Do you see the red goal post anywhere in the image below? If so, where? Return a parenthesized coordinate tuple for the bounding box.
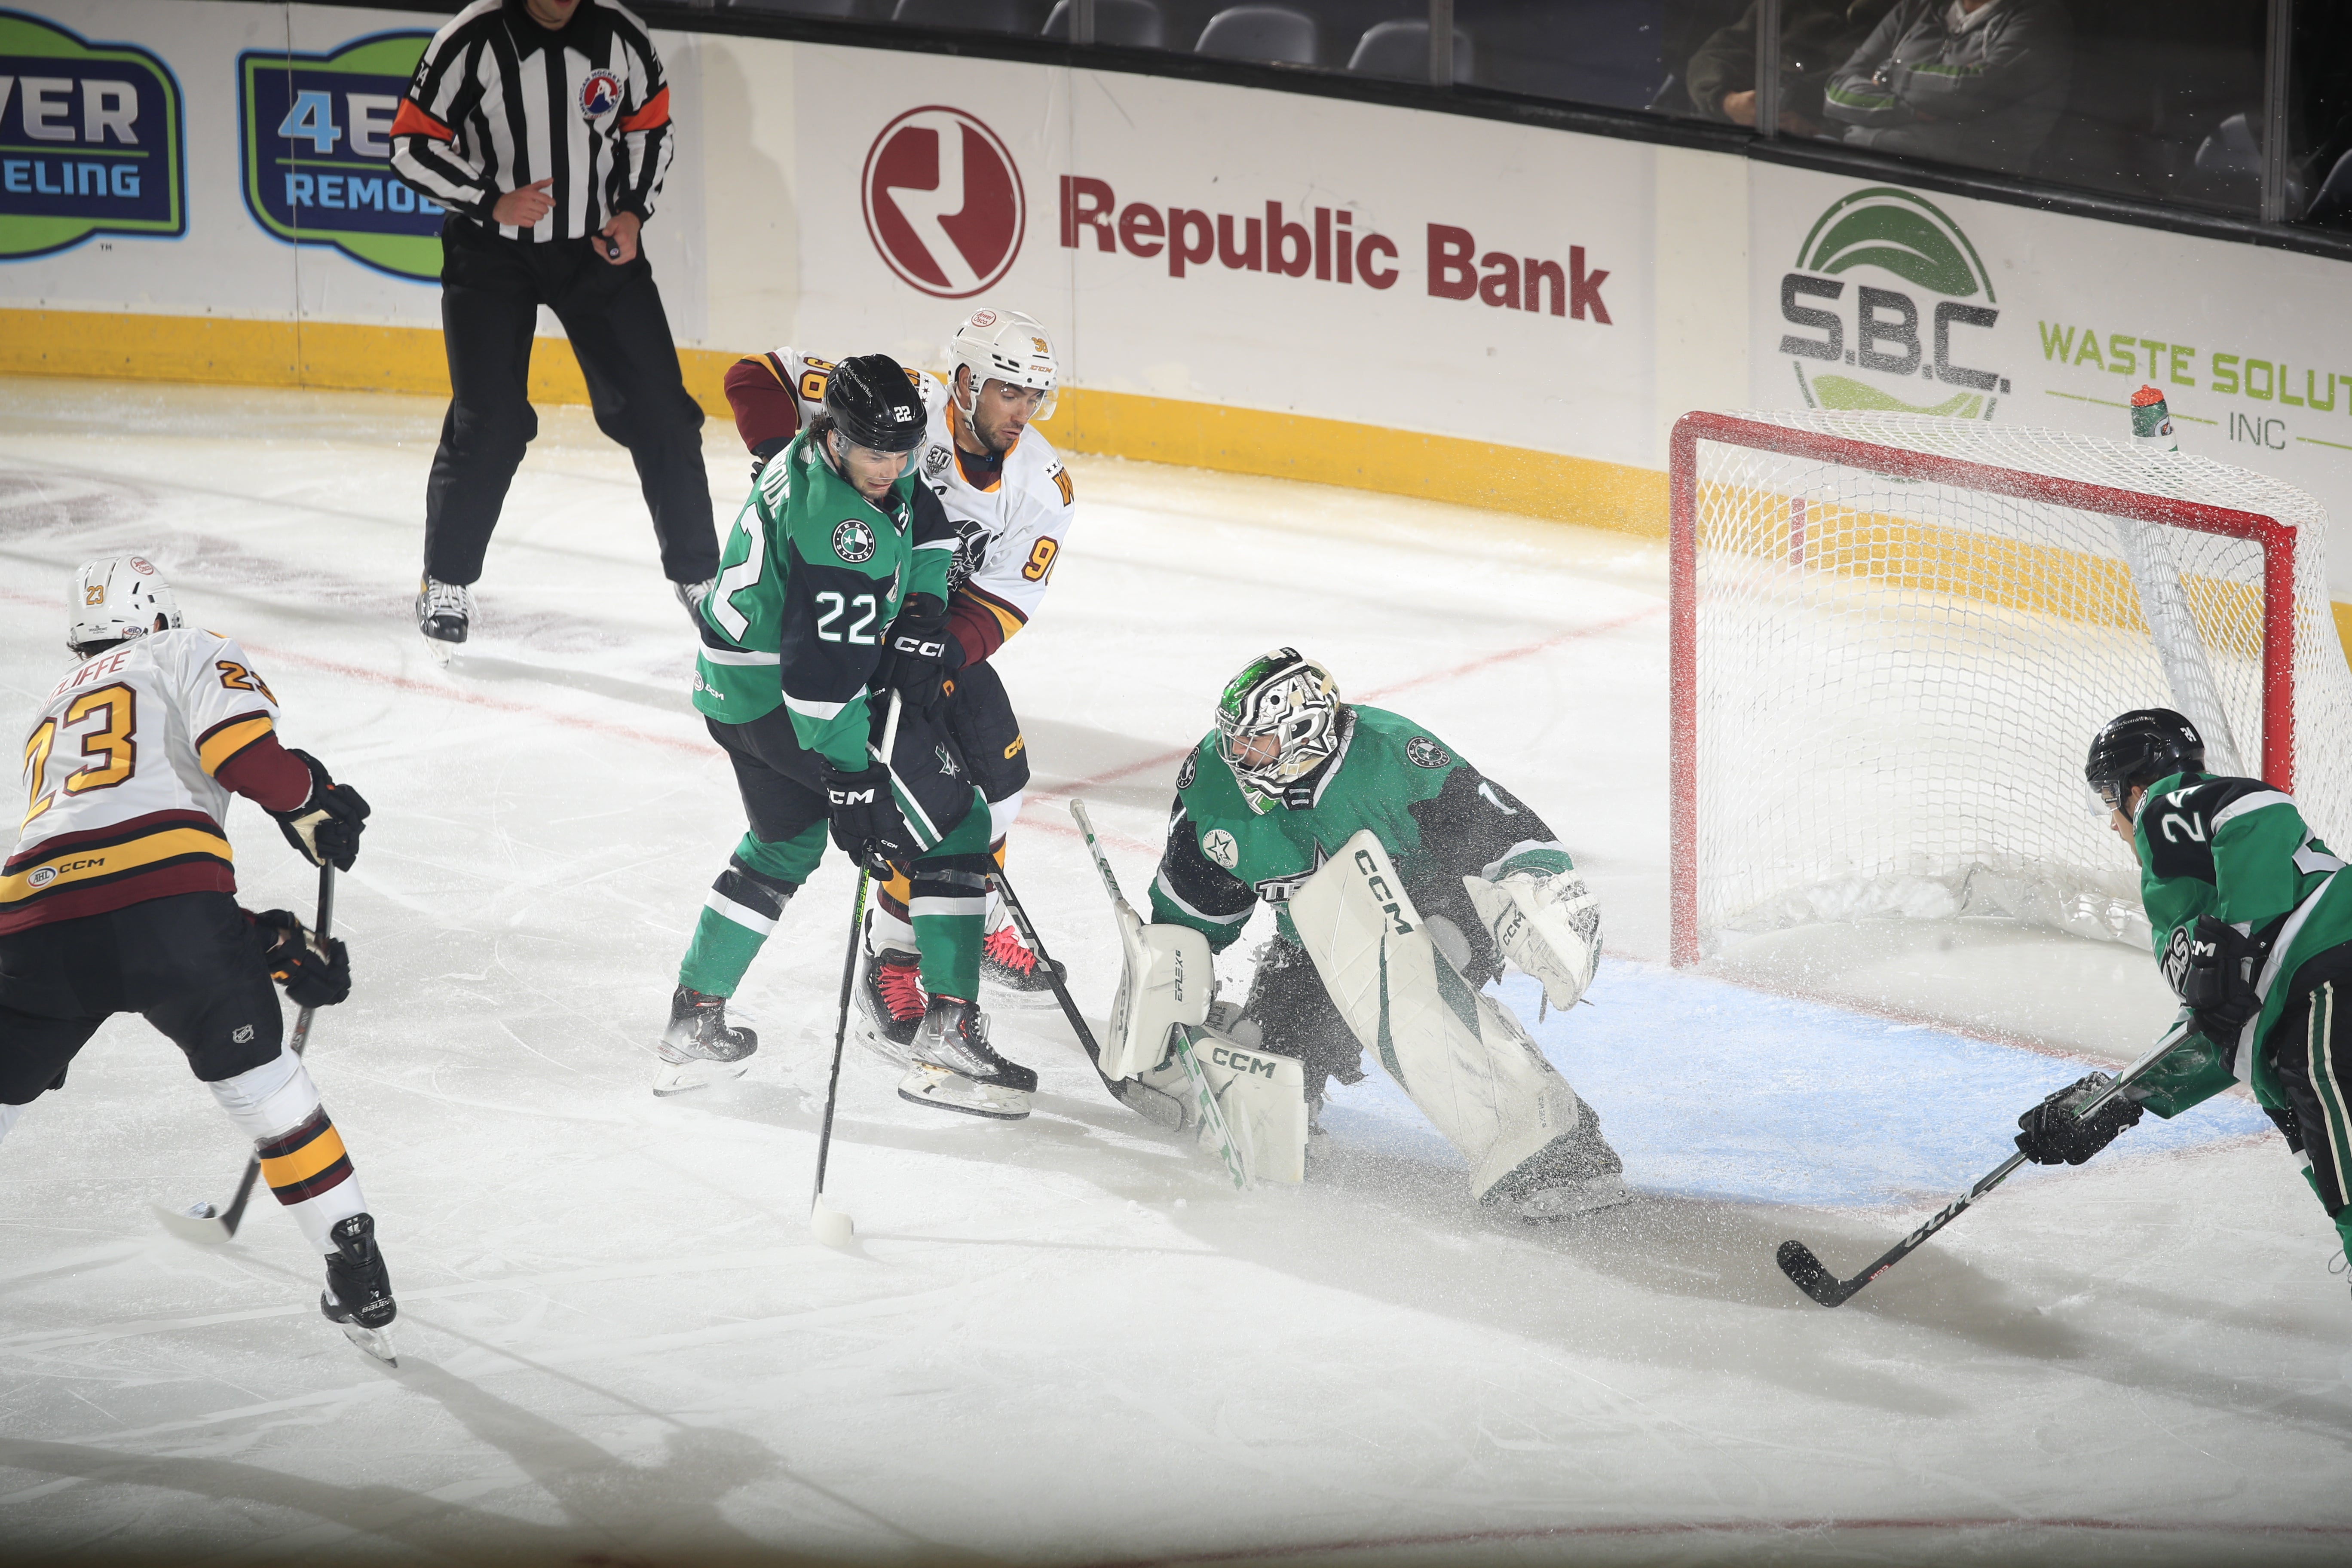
(1669, 410, 2311, 969)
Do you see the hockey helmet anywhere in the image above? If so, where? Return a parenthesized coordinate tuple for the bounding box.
(1215, 648, 1345, 799)
(947, 307, 1058, 420)
(822, 353, 928, 455)
(2085, 707, 2205, 812)
(68, 554, 181, 657)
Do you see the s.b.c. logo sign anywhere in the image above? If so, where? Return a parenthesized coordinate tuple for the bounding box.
(862, 106, 1024, 299)
(0, 9, 184, 260)
(239, 31, 444, 282)
(1779, 187, 2007, 422)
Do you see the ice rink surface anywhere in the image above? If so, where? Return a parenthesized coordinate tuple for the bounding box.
(2, 380, 2349, 1566)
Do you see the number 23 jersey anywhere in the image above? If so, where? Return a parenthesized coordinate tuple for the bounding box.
(6, 629, 282, 934)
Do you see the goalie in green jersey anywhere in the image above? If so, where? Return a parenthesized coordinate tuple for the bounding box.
(2023, 707, 2352, 1291)
(1101, 649, 1629, 1219)
(655, 355, 1033, 1121)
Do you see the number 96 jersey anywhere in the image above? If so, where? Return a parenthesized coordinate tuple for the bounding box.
(5, 629, 281, 934)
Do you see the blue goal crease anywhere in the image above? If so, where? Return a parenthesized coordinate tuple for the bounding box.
(1313, 959, 2271, 1209)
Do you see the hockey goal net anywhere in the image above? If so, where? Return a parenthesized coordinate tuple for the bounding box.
(1671, 409, 2352, 966)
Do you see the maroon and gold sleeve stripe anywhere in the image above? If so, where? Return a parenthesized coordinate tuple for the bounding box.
(196, 710, 276, 776)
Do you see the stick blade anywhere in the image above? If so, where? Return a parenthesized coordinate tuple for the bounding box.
(1776, 1239, 1853, 1308)
(152, 1202, 236, 1246)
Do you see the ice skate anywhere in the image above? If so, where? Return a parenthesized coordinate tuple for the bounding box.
(855, 940, 926, 1066)
(897, 996, 1035, 1120)
(654, 985, 757, 1095)
(978, 917, 1065, 1004)
(415, 576, 471, 662)
(321, 1213, 398, 1365)
(1516, 1173, 1633, 1221)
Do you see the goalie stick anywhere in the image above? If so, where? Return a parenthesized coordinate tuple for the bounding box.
(1776, 1020, 2191, 1308)
(155, 862, 336, 1246)
(1070, 800, 1247, 1185)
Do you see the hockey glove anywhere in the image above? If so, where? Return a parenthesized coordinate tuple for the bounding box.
(2166, 914, 2269, 1042)
(878, 593, 955, 717)
(821, 761, 907, 859)
(1462, 851, 1602, 1011)
(251, 908, 352, 1008)
(749, 435, 790, 481)
(270, 750, 371, 871)
(2014, 1072, 2144, 1166)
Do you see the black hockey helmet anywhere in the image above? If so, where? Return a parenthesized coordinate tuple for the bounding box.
(821, 353, 926, 454)
(2085, 708, 2205, 811)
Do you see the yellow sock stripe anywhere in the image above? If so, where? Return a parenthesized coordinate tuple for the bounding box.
(261, 1119, 349, 1191)
(2313, 983, 2352, 1207)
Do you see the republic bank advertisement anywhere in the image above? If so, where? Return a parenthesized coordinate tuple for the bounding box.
(3, 0, 2350, 593)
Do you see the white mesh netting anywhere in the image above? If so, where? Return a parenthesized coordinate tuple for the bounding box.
(1678, 410, 2352, 958)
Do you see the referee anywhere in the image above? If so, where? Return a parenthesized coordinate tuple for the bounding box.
(389, 0, 717, 646)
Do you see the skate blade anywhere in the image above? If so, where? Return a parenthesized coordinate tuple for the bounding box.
(897, 1063, 1030, 1121)
(652, 1056, 750, 1096)
(338, 1319, 399, 1366)
(1516, 1176, 1634, 1222)
(151, 1201, 235, 1246)
(852, 1021, 915, 1070)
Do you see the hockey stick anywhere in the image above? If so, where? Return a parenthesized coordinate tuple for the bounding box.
(1776, 1019, 2192, 1308)
(808, 692, 904, 1249)
(1070, 800, 1246, 1177)
(156, 861, 336, 1246)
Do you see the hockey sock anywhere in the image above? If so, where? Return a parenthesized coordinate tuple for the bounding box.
(679, 838, 811, 997)
(206, 1048, 366, 1253)
(869, 894, 918, 956)
(910, 802, 995, 1001)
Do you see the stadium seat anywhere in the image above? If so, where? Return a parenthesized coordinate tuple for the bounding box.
(1041, 0, 1169, 47)
(1196, 5, 1317, 65)
(893, 0, 1043, 31)
(1347, 19, 1474, 83)
(724, 0, 862, 15)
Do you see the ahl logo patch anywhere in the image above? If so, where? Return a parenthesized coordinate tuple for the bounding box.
(28, 866, 58, 889)
(1202, 828, 1239, 870)
(578, 70, 622, 120)
(1405, 736, 1450, 769)
(832, 519, 877, 563)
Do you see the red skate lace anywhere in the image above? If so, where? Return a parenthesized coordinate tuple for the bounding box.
(878, 959, 927, 1022)
(982, 923, 1037, 976)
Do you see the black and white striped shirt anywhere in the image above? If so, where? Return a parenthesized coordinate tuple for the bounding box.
(389, 0, 673, 242)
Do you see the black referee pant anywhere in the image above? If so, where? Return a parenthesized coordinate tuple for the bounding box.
(423, 216, 718, 588)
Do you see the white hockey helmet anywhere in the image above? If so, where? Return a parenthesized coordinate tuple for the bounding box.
(69, 554, 181, 656)
(1215, 647, 1346, 799)
(947, 307, 1058, 419)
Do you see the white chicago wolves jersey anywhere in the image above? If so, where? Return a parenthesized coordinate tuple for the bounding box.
(4, 628, 282, 933)
(756, 346, 1077, 658)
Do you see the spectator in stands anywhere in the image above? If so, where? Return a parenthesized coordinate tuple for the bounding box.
(1822, 0, 2074, 169)
(1688, 0, 1896, 138)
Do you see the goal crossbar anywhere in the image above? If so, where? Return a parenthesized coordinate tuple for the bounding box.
(1668, 411, 2299, 968)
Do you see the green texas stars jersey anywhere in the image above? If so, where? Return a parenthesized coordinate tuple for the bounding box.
(693, 429, 956, 768)
(1148, 704, 1573, 978)
(2131, 771, 2352, 1112)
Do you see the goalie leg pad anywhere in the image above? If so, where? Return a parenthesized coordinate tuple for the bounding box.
(1289, 832, 1598, 1203)
(1136, 1025, 1308, 1185)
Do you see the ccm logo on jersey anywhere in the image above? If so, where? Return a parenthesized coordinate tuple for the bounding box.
(1354, 848, 1414, 935)
(1210, 1045, 1279, 1078)
(28, 856, 104, 888)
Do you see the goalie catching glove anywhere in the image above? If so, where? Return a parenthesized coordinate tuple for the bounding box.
(249, 908, 351, 1008)
(1462, 847, 1602, 1011)
(270, 750, 371, 871)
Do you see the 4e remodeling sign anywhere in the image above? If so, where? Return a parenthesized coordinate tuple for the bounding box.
(0, 9, 183, 260)
(239, 32, 443, 282)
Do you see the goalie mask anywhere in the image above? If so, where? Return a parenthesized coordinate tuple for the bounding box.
(947, 307, 1058, 420)
(1215, 648, 1344, 798)
(2086, 707, 2205, 813)
(68, 554, 181, 657)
